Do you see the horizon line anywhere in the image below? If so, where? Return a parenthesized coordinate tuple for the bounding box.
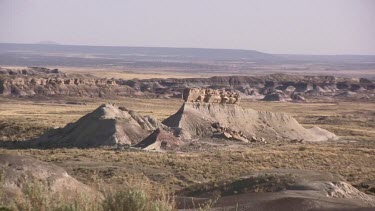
(1, 42, 375, 57)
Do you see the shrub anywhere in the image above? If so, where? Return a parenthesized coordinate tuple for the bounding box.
(298, 146, 307, 151)
(102, 187, 175, 211)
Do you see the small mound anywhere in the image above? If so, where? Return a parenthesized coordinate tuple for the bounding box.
(36, 104, 163, 148)
(0, 154, 99, 206)
(163, 102, 337, 142)
(135, 128, 183, 151)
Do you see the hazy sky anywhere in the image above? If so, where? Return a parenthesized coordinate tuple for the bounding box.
(1, 0, 375, 54)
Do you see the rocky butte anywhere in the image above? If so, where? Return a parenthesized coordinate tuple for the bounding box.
(163, 88, 337, 143)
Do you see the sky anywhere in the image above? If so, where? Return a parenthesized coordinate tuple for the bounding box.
(1, 0, 375, 55)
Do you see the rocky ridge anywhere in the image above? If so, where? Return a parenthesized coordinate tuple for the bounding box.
(1, 67, 374, 101)
(131, 74, 375, 101)
(0, 67, 138, 97)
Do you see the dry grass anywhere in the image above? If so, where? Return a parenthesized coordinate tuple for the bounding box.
(58, 66, 213, 80)
(0, 97, 182, 141)
(1, 97, 373, 141)
(1, 141, 374, 193)
(0, 179, 175, 211)
(0, 96, 374, 198)
(241, 101, 375, 141)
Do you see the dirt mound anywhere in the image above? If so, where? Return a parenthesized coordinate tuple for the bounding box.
(178, 169, 375, 210)
(135, 128, 183, 151)
(36, 104, 163, 148)
(163, 102, 337, 142)
(0, 154, 99, 206)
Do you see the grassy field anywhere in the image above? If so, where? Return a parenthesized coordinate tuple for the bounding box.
(0, 96, 374, 195)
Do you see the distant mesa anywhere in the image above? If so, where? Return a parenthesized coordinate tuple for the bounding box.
(36, 41, 60, 45)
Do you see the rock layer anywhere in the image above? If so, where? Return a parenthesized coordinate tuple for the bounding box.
(183, 88, 240, 104)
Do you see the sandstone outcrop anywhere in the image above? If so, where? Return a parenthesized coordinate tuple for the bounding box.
(183, 88, 240, 104)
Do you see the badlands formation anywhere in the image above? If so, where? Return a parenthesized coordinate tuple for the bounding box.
(0, 67, 137, 97)
(28, 88, 337, 149)
(0, 67, 374, 102)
